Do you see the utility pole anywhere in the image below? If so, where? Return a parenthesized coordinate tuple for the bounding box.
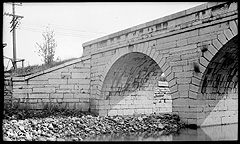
(12, 2, 17, 70)
(4, 2, 23, 71)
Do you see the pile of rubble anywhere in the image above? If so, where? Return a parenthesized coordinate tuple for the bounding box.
(3, 110, 185, 141)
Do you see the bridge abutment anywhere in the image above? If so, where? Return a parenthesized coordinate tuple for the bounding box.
(10, 2, 238, 127)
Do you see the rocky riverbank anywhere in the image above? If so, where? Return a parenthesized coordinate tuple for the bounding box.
(3, 109, 186, 141)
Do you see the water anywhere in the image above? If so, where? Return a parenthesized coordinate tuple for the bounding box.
(84, 123, 238, 141)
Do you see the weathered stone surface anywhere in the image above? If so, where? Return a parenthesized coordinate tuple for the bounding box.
(49, 79, 67, 85)
(33, 87, 55, 93)
(10, 2, 238, 127)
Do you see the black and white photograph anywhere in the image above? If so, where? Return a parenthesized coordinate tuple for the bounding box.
(3, 2, 238, 141)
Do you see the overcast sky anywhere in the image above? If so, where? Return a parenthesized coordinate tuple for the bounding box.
(3, 2, 205, 69)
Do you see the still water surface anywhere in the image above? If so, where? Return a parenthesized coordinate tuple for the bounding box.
(85, 123, 237, 141)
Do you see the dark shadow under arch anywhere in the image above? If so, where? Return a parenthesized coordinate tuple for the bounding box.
(99, 52, 171, 116)
(198, 35, 238, 126)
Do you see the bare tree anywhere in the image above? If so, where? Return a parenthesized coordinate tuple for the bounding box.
(36, 27, 57, 65)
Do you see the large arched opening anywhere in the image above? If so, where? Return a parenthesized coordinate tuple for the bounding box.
(99, 52, 171, 116)
(198, 35, 238, 126)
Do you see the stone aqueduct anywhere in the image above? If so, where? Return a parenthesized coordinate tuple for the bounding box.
(12, 2, 238, 127)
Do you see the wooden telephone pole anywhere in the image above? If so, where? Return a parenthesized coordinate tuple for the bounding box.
(12, 2, 17, 70)
(4, 2, 23, 71)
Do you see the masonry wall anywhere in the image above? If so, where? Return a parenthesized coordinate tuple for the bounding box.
(4, 75, 13, 104)
(12, 57, 91, 111)
(98, 52, 172, 116)
(82, 2, 238, 126)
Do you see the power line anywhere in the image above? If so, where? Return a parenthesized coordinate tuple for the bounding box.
(20, 19, 109, 34)
(17, 23, 108, 39)
(4, 4, 111, 39)
(18, 26, 103, 38)
(17, 19, 109, 35)
(4, 12, 109, 37)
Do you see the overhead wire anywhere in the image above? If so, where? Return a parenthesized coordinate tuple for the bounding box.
(16, 20, 109, 39)
(4, 3, 106, 68)
(3, 3, 111, 39)
(17, 26, 104, 38)
(19, 24, 92, 35)
(19, 20, 109, 36)
(4, 14, 109, 38)
(20, 19, 108, 34)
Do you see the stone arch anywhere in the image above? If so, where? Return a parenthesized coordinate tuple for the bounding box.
(198, 23, 238, 75)
(101, 45, 170, 82)
(100, 44, 172, 93)
(199, 35, 238, 95)
(197, 26, 238, 126)
(98, 44, 173, 116)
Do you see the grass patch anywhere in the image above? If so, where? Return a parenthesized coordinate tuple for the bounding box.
(15, 57, 78, 77)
